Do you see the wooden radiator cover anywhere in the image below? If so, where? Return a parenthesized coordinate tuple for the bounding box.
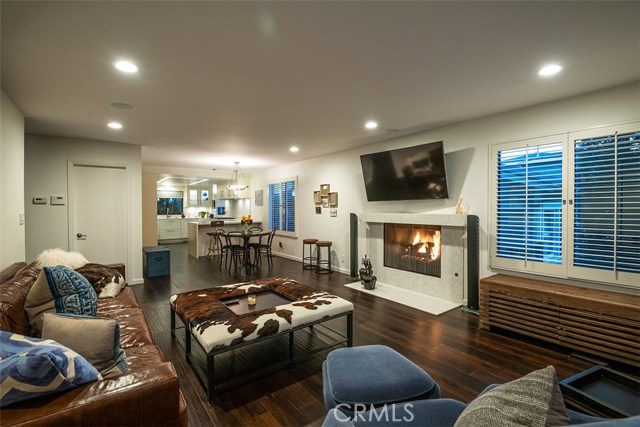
(480, 274, 640, 367)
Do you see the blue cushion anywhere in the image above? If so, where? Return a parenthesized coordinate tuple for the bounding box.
(25, 265, 98, 335)
(0, 331, 100, 407)
(44, 265, 98, 315)
(324, 345, 439, 406)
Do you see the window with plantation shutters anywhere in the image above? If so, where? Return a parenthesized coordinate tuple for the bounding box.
(569, 128, 640, 283)
(491, 136, 566, 276)
(268, 177, 297, 236)
(491, 122, 639, 288)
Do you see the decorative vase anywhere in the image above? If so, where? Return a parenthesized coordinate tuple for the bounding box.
(243, 222, 249, 233)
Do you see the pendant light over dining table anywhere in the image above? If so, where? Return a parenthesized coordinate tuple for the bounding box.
(226, 161, 249, 191)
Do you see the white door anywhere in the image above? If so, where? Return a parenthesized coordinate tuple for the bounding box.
(69, 163, 128, 265)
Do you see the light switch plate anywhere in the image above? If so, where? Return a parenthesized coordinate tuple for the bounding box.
(50, 196, 66, 205)
(32, 196, 47, 204)
(19, 213, 25, 225)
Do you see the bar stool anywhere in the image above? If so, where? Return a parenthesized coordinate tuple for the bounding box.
(206, 220, 225, 257)
(315, 240, 333, 274)
(302, 238, 318, 270)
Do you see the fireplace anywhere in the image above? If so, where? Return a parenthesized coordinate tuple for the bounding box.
(384, 223, 441, 277)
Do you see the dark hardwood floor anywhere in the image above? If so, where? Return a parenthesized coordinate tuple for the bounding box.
(133, 243, 596, 427)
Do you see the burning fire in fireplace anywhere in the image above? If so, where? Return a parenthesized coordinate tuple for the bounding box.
(384, 223, 442, 277)
(411, 229, 441, 260)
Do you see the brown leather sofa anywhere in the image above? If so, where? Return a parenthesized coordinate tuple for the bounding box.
(0, 262, 188, 427)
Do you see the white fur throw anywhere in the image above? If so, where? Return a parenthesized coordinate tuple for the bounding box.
(35, 248, 89, 270)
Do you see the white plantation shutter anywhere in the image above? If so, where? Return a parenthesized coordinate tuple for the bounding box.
(268, 177, 297, 236)
(491, 123, 639, 288)
(571, 129, 640, 280)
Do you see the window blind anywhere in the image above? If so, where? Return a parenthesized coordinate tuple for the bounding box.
(268, 182, 280, 231)
(573, 131, 640, 274)
(268, 178, 296, 234)
(496, 142, 563, 264)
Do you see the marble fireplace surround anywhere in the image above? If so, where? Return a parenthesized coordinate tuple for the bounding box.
(358, 213, 469, 305)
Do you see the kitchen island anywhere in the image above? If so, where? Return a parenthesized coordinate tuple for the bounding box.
(187, 220, 263, 258)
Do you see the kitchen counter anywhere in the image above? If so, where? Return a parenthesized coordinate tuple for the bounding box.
(187, 220, 263, 258)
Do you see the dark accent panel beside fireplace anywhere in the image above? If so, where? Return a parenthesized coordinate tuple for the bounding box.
(384, 223, 442, 278)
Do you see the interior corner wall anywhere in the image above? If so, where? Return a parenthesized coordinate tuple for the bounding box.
(142, 172, 158, 247)
(24, 135, 144, 283)
(0, 90, 26, 270)
(256, 82, 640, 282)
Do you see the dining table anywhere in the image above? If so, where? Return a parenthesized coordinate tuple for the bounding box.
(222, 229, 274, 269)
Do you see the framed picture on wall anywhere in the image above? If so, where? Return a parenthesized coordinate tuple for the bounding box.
(320, 184, 330, 197)
(313, 191, 322, 205)
(315, 206, 322, 214)
(255, 189, 263, 206)
(328, 192, 338, 207)
(322, 198, 329, 208)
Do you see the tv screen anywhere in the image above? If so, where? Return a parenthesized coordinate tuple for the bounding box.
(360, 141, 449, 201)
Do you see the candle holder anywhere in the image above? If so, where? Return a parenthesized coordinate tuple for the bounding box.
(247, 294, 257, 306)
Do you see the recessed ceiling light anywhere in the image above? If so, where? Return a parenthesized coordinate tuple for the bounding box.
(107, 121, 123, 129)
(114, 60, 139, 73)
(537, 64, 563, 77)
(111, 102, 133, 110)
(365, 121, 378, 129)
(289, 146, 299, 153)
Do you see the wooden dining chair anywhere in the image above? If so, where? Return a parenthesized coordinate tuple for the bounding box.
(254, 229, 276, 268)
(247, 226, 263, 265)
(213, 229, 229, 270)
(225, 231, 247, 271)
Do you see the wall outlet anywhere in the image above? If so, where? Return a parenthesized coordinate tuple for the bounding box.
(341, 255, 345, 263)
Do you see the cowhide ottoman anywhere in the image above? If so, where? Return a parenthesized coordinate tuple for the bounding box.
(170, 277, 353, 400)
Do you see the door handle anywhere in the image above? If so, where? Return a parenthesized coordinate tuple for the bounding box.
(76, 233, 87, 240)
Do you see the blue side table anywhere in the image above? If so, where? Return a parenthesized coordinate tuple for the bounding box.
(143, 246, 170, 277)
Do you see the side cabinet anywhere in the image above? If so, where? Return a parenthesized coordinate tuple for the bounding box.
(480, 274, 640, 367)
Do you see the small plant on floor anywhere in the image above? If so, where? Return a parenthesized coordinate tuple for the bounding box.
(359, 255, 377, 290)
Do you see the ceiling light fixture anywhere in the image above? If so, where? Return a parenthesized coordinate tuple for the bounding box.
(107, 121, 123, 129)
(111, 102, 133, 110)
(289, 146, 299, 153)
(537, 64, 563, 77)
(190, 178, 209, 186)
(365, 121, 378, 129)
(114, 60, 139, 73)
(226, 161, 249, 191)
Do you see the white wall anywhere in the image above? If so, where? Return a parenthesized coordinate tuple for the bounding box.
(255, 82, 640, 283)
(0, 90, 26, 270)
(24, 135, 144, 283)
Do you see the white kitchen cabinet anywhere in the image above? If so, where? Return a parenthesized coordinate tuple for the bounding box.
(158, 219, 181, 240)
(180, 219, 189, 238)
(187, 188, 212, 207)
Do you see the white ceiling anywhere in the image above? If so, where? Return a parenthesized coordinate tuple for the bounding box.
(2, 1, 638, 174)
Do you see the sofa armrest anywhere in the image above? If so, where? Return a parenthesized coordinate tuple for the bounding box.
(2, 363, 182, 427)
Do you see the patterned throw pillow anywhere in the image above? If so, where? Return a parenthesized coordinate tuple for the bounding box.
(42, 313, 128, 379)
(24, 266, 98, 335)
(454, 366, 569, 427)
(0, 331, 100, 407)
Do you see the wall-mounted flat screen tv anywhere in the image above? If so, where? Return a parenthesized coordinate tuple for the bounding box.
(360, 141, 449, 201)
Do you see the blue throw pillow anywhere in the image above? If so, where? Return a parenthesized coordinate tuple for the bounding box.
(0, 331, 100, 407)
(25, 265, 98, 335)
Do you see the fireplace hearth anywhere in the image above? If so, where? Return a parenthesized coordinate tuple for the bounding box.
(384, 223, 441, 277)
